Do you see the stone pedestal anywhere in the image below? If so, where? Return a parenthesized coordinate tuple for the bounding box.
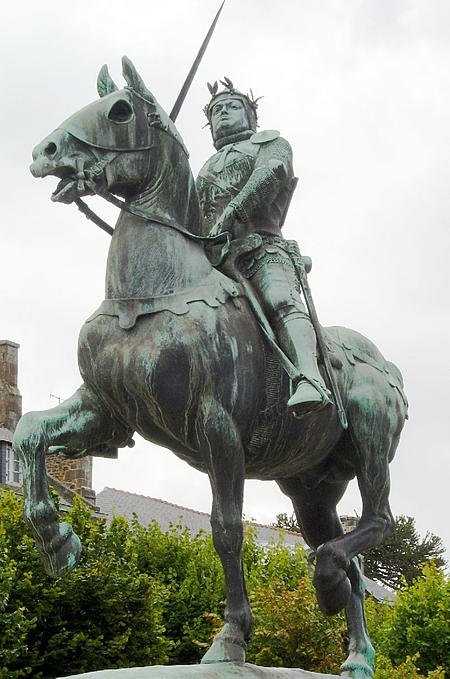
(59, 662, 341, 679)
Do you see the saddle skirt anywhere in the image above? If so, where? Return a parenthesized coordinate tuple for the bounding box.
(85, 268, 242, 330)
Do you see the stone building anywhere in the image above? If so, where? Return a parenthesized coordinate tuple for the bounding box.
(97, 486, 307, 549)
(0, 339, 96, 507)
(0, 340, 22, 485)
(341, 514, 359, 534)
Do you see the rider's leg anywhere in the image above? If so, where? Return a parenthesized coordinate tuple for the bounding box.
(273, 306, 331, 413)
(250, 257, 330, 415)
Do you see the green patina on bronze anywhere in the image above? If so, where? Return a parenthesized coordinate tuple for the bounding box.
(14, 57, 408, 679)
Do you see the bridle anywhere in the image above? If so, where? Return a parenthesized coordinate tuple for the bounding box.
(63, 82, 225, 247)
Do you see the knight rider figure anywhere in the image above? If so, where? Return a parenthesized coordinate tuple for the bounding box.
(196, 79, 331, 416)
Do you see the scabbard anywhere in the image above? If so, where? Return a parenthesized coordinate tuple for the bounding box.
(286, 240, 348, 430)
(232, 270, 300, 383)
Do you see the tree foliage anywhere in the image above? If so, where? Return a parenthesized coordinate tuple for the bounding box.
(0, 490, 346, 677)
(248, 579, 346, 673)
(373, 653, 445, 679)
(274, 512, 302, 533)
(0, 490, 171, 678)
(363, 516, 446, 589)
(366, 562, 449, 677)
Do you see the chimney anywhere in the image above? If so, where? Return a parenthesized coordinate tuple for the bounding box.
(0, 340, 22, 430)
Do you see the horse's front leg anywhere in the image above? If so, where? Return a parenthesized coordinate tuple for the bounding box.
(196, 403, 251, 664)
(13, 384, 131, 577)
(340, 557, 375, 679)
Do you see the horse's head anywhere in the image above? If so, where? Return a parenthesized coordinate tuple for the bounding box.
(30, 57, 191, 210)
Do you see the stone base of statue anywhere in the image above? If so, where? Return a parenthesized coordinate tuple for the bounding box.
(59, 663, 342, 678)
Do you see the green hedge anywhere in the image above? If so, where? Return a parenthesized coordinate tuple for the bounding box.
(0, 489, 446, 678)
(366, 562, 449, 677)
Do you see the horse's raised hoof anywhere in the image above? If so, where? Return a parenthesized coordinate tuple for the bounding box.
(314, 544, 352, 615)
(39, 522, 82, 578)
(201, 623, 246, 664)
(315, 571, 352, 615)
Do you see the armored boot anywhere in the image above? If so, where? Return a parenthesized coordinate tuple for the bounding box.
(274, 310, 332, 416)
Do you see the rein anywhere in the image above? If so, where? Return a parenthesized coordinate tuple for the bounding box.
(74, 186, 230, 249)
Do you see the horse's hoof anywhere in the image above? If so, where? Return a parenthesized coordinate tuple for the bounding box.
(314, 544, 352, 614)
(41, 522, 82, 577)
(340, 659, 374, 678)
(340, 668, 373, 679)
(201, 623, 246, 664)
(316, 571, 352, 615)
(340, 647, 375, 678)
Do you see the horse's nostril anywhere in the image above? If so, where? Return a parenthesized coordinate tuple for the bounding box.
(45, 142, 57, 157)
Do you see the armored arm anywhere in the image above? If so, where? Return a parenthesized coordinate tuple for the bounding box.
(228, 136, 293, 224)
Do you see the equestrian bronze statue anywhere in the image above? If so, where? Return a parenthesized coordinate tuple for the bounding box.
(14, 58, 408, 678)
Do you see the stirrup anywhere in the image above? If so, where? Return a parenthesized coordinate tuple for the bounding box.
(288, 375, 332, 418)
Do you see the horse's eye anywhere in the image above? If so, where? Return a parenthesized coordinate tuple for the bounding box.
(108, 100, 133, 123)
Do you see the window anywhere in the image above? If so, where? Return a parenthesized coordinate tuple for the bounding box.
(1, 440, 22, 485)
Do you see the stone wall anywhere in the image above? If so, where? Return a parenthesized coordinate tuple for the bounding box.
(46, 454, 95, 502)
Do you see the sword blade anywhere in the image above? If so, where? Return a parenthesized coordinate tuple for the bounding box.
(169, 1, 225, 122)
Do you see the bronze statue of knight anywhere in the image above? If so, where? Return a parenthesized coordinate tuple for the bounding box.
(196, 79, 331, 416)
(18, 58, 409, 679)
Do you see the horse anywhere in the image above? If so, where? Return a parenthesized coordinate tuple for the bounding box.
(14, 57, 408, 678)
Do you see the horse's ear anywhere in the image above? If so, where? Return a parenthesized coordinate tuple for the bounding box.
(122, 56, 155, 101)
(97, 64, 118, 97)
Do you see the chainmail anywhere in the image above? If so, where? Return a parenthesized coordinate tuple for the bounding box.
(196, 135, 293, 235)
(228, 137, 292, 222)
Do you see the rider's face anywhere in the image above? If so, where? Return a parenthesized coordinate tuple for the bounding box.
(210, 98, 249, 140)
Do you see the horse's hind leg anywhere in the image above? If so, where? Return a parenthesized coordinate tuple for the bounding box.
(13, 384, 131, 577)
(277, 477, 375, 679)
(312, 383, 402, 614)
(283, 383, 404, 676)
(196, 402, 251, 664)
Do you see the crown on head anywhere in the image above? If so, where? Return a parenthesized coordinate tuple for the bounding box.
(204, 77, 261, 129)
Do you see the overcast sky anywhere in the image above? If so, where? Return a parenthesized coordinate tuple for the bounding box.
(1, 0, 449, 560)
